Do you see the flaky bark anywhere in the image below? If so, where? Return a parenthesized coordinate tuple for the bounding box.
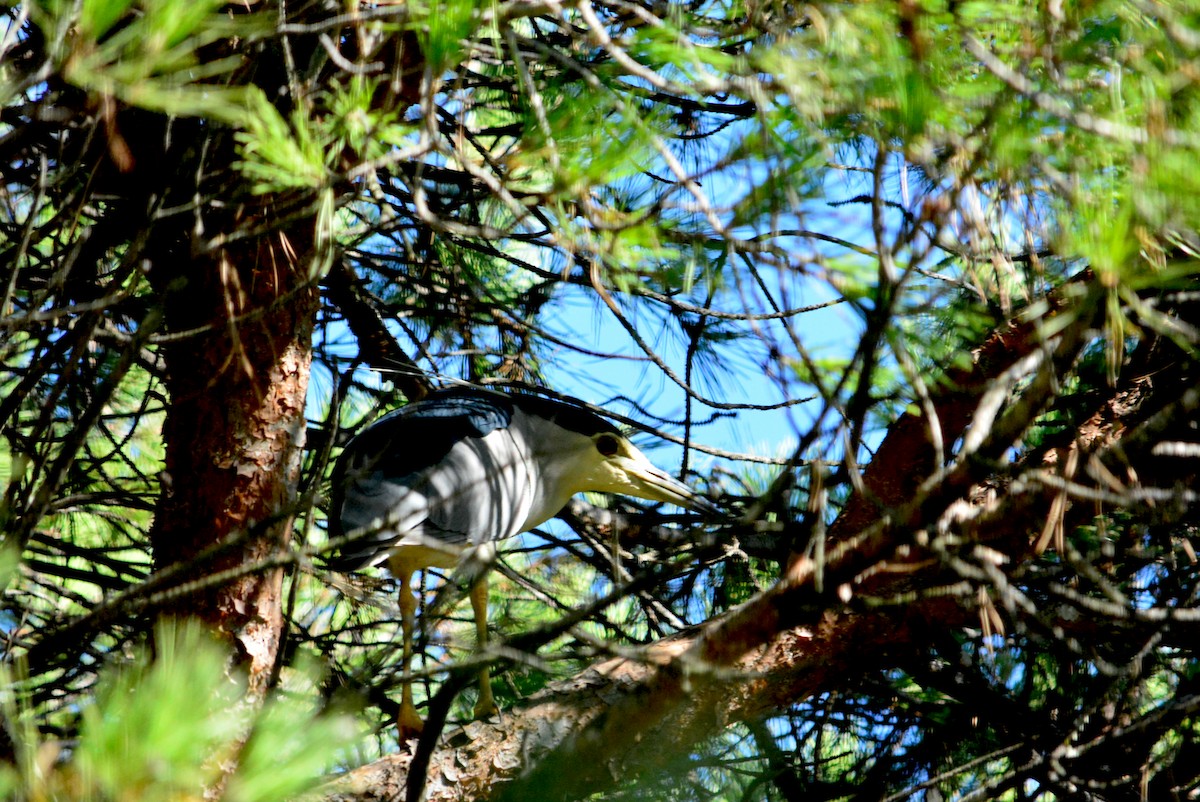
(149, 210, 319, 691)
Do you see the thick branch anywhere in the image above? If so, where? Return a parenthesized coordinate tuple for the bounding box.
(324, 259, 431, 401)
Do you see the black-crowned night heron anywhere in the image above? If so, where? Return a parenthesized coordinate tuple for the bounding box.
(329, 387, 718, 736)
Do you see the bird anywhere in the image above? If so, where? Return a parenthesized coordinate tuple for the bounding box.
(327, 386, 719, 737)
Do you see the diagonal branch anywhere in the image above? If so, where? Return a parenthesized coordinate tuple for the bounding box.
(322, 274, 1200, 802)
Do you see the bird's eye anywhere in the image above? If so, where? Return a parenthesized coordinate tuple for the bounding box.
(596, 434, 619, 456)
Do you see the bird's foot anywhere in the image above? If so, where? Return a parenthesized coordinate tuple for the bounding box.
(473, 693, 499, 721)
(396, 702, 425, 742)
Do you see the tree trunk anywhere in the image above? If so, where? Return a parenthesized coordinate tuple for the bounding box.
(149, 208, 319, 692)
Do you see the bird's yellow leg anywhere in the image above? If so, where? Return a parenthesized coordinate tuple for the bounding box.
(470, 576, 498, 719)
(397, 571, 425, 738)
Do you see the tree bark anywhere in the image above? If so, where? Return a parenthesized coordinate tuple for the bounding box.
(149, 208, 319, 692)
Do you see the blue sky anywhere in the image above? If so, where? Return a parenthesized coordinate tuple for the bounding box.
(306, 141, 924, 505)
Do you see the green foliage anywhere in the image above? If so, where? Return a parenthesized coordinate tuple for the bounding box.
(0, 622, 361, 802)
(9, 0, 1200, 799)
(237, 101, 336, 194)
(224, 663, 363, 802)
(74, 625, 247, 797)
(30, 0, 268, 125)
(420, 0, 481, 71)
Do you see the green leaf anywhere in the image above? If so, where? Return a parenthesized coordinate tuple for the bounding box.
(76, 623, 244, 796)
(35, 0, 268, 125)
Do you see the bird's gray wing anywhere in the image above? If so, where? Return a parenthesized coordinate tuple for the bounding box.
(327, 390, 516, 570)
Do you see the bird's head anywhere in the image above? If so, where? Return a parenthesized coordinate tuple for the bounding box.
(572, 430, 721, 516)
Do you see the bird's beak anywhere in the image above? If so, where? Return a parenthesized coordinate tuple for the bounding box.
(621, 455, 723, 517)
